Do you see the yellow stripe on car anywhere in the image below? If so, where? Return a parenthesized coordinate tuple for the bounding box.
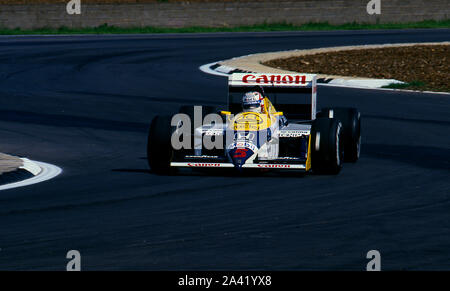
(305, 134, 312, 171)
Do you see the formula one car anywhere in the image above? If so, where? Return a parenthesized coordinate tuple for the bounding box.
(147, 73, 361, 174)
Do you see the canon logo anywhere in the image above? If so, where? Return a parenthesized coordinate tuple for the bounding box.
(242, 74, 306, 84)
(257, 164, 291, 168)
(187, 163, 221, 167)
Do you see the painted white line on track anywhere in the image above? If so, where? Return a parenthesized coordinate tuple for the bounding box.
(199, 62, 229, 77)
(0, 160, 62, 191)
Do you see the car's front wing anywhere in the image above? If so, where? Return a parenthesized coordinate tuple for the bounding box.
(170, 162, 306, 170)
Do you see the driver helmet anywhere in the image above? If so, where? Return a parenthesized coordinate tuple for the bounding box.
(242, 91, 265, 113)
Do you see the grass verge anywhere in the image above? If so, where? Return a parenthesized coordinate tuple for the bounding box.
(382, 81, 427, 90)
(0, 20, 449, 35)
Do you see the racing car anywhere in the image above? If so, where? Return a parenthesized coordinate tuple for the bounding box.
(147, 73, 361, 174)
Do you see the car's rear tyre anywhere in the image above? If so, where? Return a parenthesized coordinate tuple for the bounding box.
(310, 117, 344, 174)
(147, 115, 176, 174)
(317, 107, 361, 162)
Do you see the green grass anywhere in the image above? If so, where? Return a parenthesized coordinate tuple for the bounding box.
(382, 81, 449, 92)
(382, 81, 427, 90)
(0, 19, 449, 35)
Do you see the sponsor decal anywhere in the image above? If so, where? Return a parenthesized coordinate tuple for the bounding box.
(227, 142, 258, 152)
(203, 129, 224, 136)
(234, 123, 260, 131)
(280, 130, 310, 137)
(276, 157, 301, 160)
(234, 132, 256, 141)
(257, 164, 291, 168)
(187, 163, 221, 167)
(185, 155, 220, 159)
(235, 113, 264, 125)
(242, 74, 307, 85)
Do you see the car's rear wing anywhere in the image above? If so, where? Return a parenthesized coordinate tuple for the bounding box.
(228, 73, 317, 120)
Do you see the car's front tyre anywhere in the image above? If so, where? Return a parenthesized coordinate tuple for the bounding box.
(318, 107, 361, 162)
(310, 117, 344, 175)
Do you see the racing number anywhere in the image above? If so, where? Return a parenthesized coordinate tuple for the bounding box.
(233, 148, 248, 158)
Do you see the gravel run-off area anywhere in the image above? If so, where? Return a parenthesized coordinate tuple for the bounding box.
(263, 45, 449, 92)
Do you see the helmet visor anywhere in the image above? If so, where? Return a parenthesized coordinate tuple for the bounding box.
(243, 102, 260, 110)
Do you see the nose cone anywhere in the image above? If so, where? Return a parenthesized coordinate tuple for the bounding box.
(227, 148, 255, 168)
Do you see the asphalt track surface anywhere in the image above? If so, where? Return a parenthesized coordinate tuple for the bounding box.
(0, 29, 449, 270)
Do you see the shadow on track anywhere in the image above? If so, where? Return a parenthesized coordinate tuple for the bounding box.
(0, 109, 149, 133)
(365, 114, 450, 126)
(112, 167, 309, 178)
(363, 144, 450, 171)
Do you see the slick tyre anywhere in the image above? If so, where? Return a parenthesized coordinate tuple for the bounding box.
(318, 107, 361, 162)
(310, 117, 344, 175)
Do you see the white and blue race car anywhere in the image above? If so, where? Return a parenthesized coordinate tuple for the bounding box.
(147, 73, 361, 174)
